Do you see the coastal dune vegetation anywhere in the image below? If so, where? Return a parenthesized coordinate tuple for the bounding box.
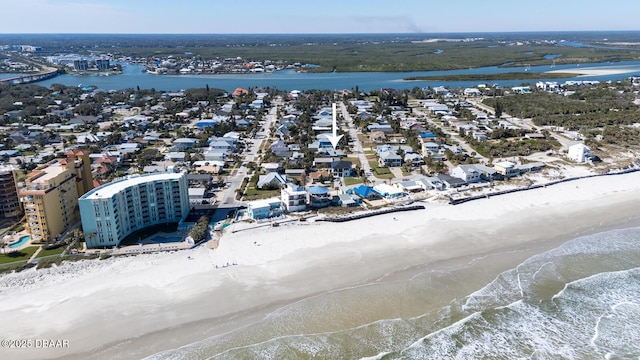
(482, 84, 640, 148)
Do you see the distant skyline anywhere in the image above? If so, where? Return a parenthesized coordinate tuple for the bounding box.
(2, 0, 640, 34)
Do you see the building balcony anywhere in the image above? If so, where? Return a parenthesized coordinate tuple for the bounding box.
(4, 209, 22, 217)
(24, 184, 53, 191)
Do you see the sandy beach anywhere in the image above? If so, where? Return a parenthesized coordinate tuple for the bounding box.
(1, 171, 640, 360)
(547, 64, 640, 76)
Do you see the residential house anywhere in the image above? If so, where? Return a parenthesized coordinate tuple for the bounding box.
(257, 172, 287, 189)
(568, 143, 590, 163)
(330, 160, 353, 178)
(463, 88, 482, 97)
(376, 144, 412, 156)
(404, 152, 424, 167)
(373, 183, 407, 200)
(450, 164, 482, 184)
(309, 134, 335, 153)
(493, 161, 519, 177)
(284, 169, 306, 178)
(308, 170, 332, 183)
(196, 119, 221, 129)
(511, 86, 531, 94)
(352, 185, 382, 201)
(261, 162, 282, 173)
(349, 100, 374, 112)
(270, 140, 289, 153)
(422, 102, 449, 114)
(472, 131, 489, 142)
(515, 162, 545, 174)
(203, 149, 230, 162)
(208, 138, 236, 152)
(312, 117, 333, 132)
(172, 138, 198, 151)
(306, 185, 331, 208)
(281, 184, 307, 212)
(436, 174, 466, 188)
(235, 118, 252, 128)
(379, 151, 402, 167)
(337, 193, 361, 207)
(421, 141, 441, 155)
(369, 131, 386, 143)
(473, 164, 501, 180)
(112, 144, 137, 157)
(421, 176, 445, 191)
(143, 165, 168, 173)
(393, 179, 428, 193)
(246, 198, 283, 220)
(367, 123, 394, 133)
(166, 152, 186, 162)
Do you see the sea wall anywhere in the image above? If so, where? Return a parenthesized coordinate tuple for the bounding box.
(449, 167, 640, 205)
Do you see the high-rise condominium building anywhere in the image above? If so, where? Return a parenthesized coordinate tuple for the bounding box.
(19, 150, 93, 243)
(79, 172, 190, 248)
(0, 165, 22, 219)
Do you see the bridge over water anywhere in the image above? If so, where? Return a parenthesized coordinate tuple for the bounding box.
(0, 69, 59, 85)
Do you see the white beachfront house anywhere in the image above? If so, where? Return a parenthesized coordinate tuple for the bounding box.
(246, 198, 283, 220)
(373, 183, 407, 200)
(281, 184, 307, 212)
(567, 143, 591, 163)
(450, 164, 482, 183)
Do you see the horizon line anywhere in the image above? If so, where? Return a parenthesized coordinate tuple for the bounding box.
(1, 30, 640, 36)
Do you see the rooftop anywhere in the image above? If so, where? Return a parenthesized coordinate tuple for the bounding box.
(29, 162, 67, 184)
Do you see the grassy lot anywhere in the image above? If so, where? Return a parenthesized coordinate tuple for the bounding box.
(344, 157, 362, 168)
(357, 134, 375, 150)
(0, 246, 39, 264)
(368, 161, 395, 180)
(344, 177, 365, 186)
(373, 167, 395, 179)
(244, 188, 281, 201)
(35, 246, 66, 258)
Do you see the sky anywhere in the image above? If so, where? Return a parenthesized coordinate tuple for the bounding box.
(1, 0, 639, 34)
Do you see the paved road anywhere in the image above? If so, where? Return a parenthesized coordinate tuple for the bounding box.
(339, 102, 380, 184)
(217, 97, 282, 207)
(411, 105, 488, 163)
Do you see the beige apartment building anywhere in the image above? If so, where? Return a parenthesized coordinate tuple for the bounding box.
(19, 150, 93, 243)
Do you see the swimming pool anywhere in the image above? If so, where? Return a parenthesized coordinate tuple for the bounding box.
(139, 235, 183, 245)
(8, 235, 31, 249)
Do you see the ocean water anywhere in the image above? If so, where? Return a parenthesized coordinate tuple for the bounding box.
(147, 227, 640, 360)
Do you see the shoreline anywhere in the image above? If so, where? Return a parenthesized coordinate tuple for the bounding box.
(1, 171, 640, 359)
(547, 66, 639, 76)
